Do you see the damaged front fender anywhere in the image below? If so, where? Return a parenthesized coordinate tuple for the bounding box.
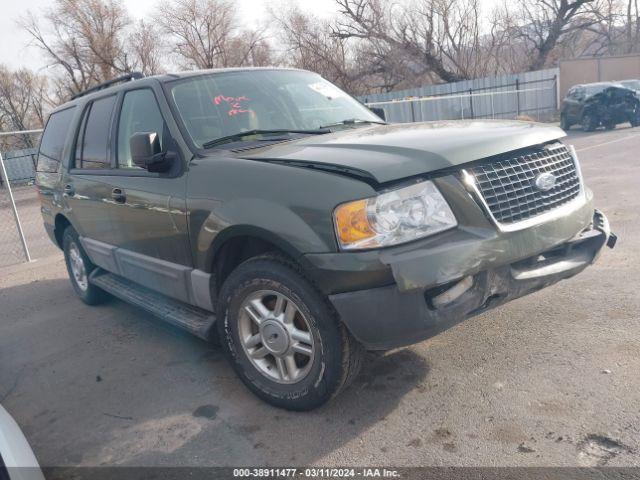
(328, 208, 614, 350)
(379, 180, 595, 292)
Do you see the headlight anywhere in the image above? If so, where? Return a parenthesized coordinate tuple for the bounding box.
(333, 180, 457, 250)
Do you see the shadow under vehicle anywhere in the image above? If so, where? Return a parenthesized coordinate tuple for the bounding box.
(561, 82, 640, 132)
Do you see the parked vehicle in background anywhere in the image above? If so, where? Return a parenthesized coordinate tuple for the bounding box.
(36, 68, 615, 410)
(561, 82, 640, 131)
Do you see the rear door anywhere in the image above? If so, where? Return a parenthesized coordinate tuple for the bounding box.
(62, 94, 118, 245)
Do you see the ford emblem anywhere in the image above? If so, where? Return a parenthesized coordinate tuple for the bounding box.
(535, 172, 556, 191)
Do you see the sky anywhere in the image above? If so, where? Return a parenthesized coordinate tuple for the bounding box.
(0, 0, 340, 71)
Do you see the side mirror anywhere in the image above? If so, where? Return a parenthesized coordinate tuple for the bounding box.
(370, 106, 386, 121)
(130, 132, 175, 173)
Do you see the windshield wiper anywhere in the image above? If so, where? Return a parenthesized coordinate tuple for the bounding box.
(319, 118, 387, 129)
(202, 129, 329, 149)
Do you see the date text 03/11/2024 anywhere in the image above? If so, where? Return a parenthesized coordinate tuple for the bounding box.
(232, 468, 401, 477)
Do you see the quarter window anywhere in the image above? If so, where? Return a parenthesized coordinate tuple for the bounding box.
(37, 106, 76, 172)
(76, 95, 117, 169)
(117, 89, 166, 169)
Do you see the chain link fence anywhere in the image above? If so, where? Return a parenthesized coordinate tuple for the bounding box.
(0, 129, 60, 268)
(361, 68, 560, 124)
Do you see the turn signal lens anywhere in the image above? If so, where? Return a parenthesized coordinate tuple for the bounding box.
(334, 199, 375, 245)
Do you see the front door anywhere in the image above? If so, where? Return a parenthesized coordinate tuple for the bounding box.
(564, 87, 583, 123)
(103, 88, 193, 300)
(106, 88, 191, 264)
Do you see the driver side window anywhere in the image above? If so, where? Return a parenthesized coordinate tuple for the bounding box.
(117, 89, 166, 169)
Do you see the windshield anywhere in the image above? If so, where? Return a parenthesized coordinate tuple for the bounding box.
(168, 70, 381, 148)
(584, 84, 609, 96)
(621, 80, 640, 90)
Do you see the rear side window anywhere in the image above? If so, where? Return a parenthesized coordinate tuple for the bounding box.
(37, 106, 76, 172)
(75, 95, 117, 169)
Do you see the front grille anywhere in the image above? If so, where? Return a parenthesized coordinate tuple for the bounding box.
(465, 143, 581, 224)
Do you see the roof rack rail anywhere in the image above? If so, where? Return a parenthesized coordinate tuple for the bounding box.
(71, 72, 145, 100)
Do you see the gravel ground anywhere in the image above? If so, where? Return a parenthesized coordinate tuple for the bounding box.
(0, 126, 638, 468)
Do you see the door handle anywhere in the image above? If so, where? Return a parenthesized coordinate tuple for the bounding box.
(111, 188, 126, 203)
(63, 184, 75, 196)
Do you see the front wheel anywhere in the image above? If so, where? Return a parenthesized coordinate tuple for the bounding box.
(63, 226, 108, 305)
(560, 113, 571, 131)
(631, 104, 640, 127)
(217, 254, 364, 410)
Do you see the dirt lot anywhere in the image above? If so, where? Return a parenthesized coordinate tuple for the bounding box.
(0, 126, 639, 468)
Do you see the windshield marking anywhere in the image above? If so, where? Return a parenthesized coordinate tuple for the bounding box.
(169, 70, 382, 148)
(213, 95, 253, 116)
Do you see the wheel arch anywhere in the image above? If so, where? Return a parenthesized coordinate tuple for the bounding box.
(53, 213, 73, 249)
(207, 226, 315, 296)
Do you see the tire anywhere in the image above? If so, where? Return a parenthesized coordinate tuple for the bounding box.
(62, 226, 108, 305)
(604, 121, 616, 130)
(560, 113, 571, 131)
(217, 254, 364, 411)
(631, 104, 640, 127)
(582, 112, 597, 132)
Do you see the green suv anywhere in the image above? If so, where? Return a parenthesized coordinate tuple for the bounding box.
(36, 68, 615, 410)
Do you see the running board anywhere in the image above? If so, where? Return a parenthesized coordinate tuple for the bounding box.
(89, 270, 215, 340)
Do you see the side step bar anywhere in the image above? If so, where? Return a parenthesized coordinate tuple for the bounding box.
(89, 270, 215, 340)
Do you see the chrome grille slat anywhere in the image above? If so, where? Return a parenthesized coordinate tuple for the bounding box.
(465, 143, 581, 224)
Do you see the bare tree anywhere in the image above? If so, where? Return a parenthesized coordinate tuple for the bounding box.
(0, 66, 50, 148)
(21, 0, 135, 99)
(129, 20, 165, 75)
(333, 0, 502, 83)
(354, 40, 428, 92)
(503, 0, 602, 71)
(156, 0, 272, 69)
(624, 0, 640, 52)
(272, 7, 369, 92)
(225, 31, 273, 67)
(13, 0, 637, 106)
(0, 67, 48, 130)
(582, 0, 639, 56)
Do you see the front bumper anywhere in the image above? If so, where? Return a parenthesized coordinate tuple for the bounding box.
(327, 210, 615, 350)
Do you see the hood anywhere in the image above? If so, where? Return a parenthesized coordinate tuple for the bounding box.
(238, 120, 566, 184)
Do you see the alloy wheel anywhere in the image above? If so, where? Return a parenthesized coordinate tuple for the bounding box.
(238, 290, 315, 384)
(68, 242, 88, 291)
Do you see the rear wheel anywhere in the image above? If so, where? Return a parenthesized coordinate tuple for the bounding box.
(217, 254, 364, 410)
(62, 226, 108, 305)
(582, 112, 597, 132)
